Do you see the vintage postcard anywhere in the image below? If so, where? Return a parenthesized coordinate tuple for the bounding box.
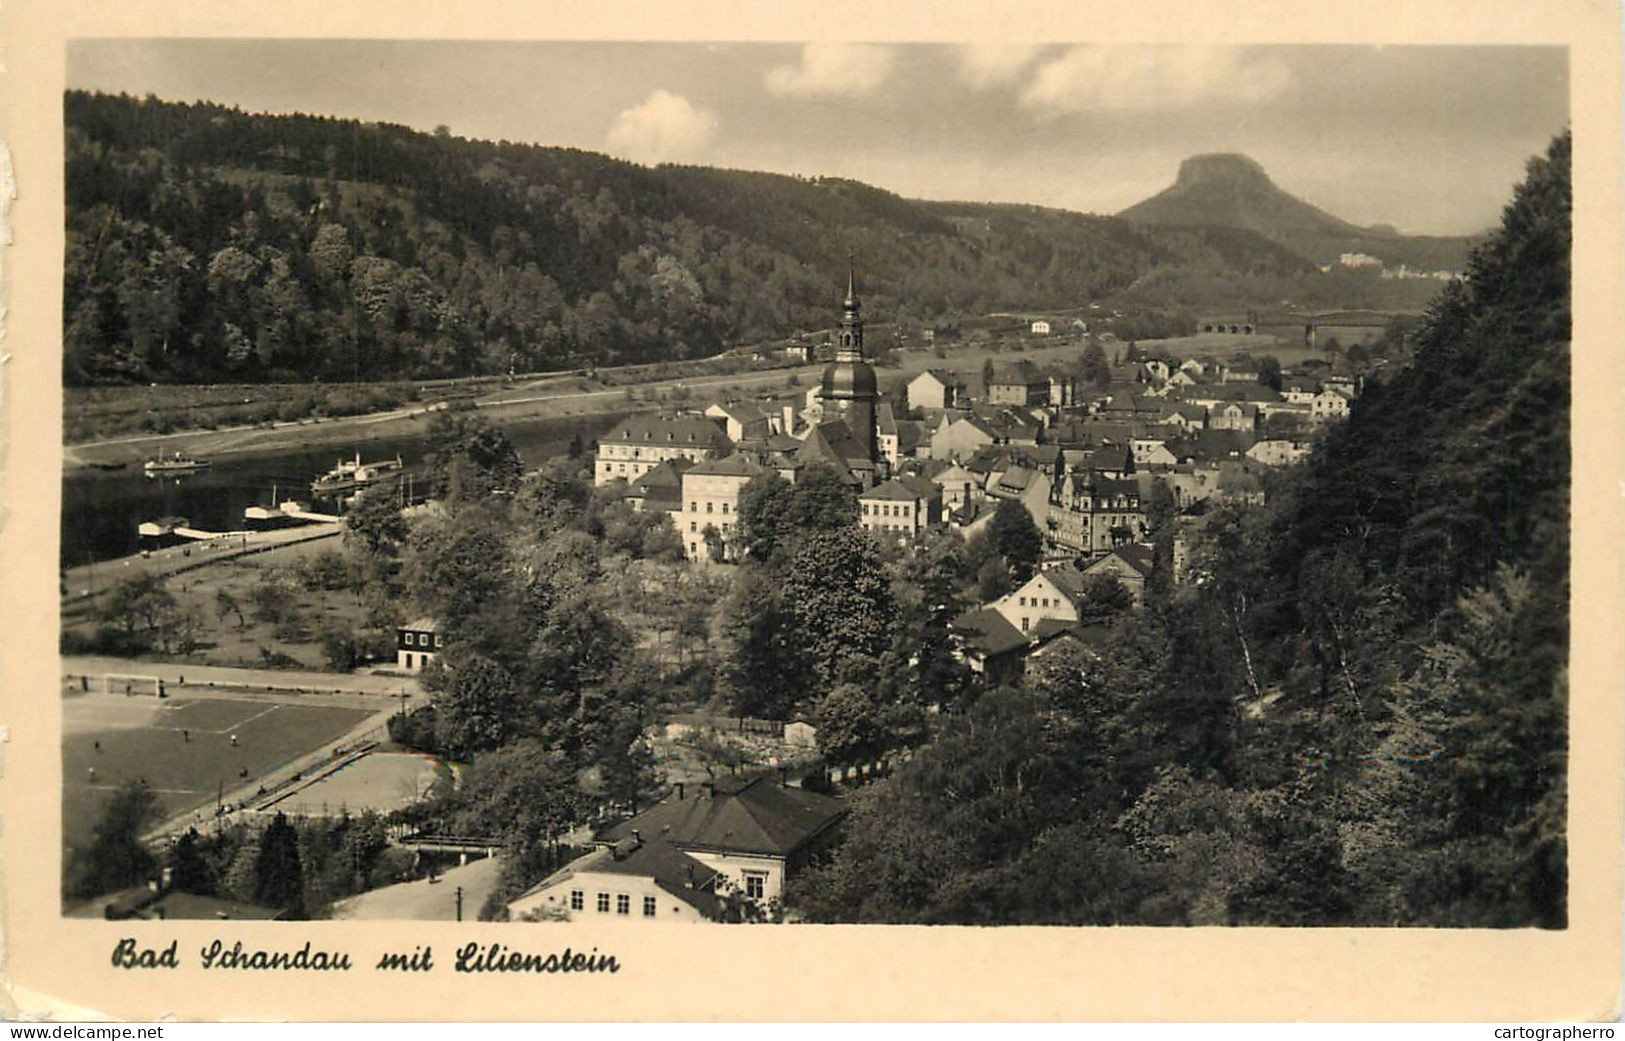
(1, 0, 1620, 1023)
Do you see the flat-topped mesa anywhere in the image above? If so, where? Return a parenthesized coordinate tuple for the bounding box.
(1174, 153, 1275, 189)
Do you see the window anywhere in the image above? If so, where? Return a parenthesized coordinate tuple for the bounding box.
(435, 634, 443, 648)
(707, 502, 714, 513)
(721, 502, 729, 514)
(643, 896, 657, 917)
(596, 893, 610, 913)
(744, 872, 766, 900)
(570, 890, 584, 911)
(690, 502, 697, 513)
(1021, 617, 1030, 632)
(616, 894, 630, 915)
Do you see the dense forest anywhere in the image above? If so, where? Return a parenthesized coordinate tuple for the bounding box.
(792, 131, 1571, 927)
(66, 91, 1426, 387)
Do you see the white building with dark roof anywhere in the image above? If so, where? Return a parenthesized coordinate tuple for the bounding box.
(595, 414, 731, 486)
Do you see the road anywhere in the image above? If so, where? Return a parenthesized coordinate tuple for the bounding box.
(331, 854, 504, 922)
(63, 335, 1091, 470)
(62, 655, 423, 698)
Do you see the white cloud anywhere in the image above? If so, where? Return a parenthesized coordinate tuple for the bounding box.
(1020, 46, 1292, 115)
(764, 43, 894, 98)
(605, 89, 717, 164)
(956, 43, 1041, 89)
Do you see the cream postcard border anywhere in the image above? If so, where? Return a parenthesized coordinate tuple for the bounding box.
(1, 0, 1619, 1022)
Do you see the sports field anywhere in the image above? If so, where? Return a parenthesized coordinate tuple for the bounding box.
(62, 693, 376, 853)
(269, 752, 447, 817)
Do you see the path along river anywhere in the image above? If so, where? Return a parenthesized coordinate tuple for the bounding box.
(61, 410, 627, 567)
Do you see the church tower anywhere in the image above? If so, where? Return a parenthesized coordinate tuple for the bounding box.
(818, 268, 879, 467)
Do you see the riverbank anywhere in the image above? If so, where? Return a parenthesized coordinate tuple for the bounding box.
(63, 335, 1091, 473)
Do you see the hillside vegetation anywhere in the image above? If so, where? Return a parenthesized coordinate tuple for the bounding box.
(795, 131, 1570, 927)
(67, 91, 1425, 387)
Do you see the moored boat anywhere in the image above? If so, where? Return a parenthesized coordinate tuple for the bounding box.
(311, 452, 404, 496)
(143, 452, 210, 474)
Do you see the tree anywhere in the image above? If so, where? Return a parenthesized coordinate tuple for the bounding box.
(975, 556, 1014, 602)
(735, 472, 798, 561)
(989, 499, 1043, 582)
(344, 486, 408, 560)
(981, 358, 996, 397)
(214, 588, 246, 631)
(102, 573, 176, 643)
(431, 652, 526, 759)
(781, 529, 897, 691)
(788, 464, 860, 532)
(253, 812, 304, 914)
(169, 828, 214, 895)
(425, 408, 523, 501)
(719, 567, 809, 720)
(815, 682, 891, 766)
(1081, 340, 1111, 389)
(515, 459, 590, 539)
(67, 781, 159, 900)
(1076, 575, 1134, 623)
(1256, 354, 1283, 391)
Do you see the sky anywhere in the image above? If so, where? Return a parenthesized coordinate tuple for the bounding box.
(68, 40, 1568, 235)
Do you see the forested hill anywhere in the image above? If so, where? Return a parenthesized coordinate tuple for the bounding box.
(64, 91, 1324, 386)
(797, 131, 1570, 928)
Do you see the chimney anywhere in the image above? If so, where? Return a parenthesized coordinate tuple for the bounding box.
(685, 865, 695, 889)
(631, 829, 642, 847)
(675, 782, 685, 800)
(702, 781, 714, 800)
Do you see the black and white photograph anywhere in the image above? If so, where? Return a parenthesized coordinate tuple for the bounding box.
(53, 36, 1573, 928)
(4, 3, 1620, 1022)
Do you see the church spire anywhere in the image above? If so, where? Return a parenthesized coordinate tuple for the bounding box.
(837, 263, 863, 362)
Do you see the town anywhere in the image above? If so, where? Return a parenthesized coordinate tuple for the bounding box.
(62, 271, 1390, 925)
(54, 59, 1568, 934)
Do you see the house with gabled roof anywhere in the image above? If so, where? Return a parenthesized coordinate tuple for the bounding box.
(986, 360, 1051, 405)
(947, 606, 1029, 687)
(625, 458, 693, 515)
(929, 414, 1000, 463)
(507, 833, 725, 923)
(859, 475, 942, 540)
(594, 776, 847, 907)
(906, 369, 967, 411)
(1080, 543, 1157, 605)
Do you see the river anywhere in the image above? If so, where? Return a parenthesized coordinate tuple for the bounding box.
(60, 411, 628, 567)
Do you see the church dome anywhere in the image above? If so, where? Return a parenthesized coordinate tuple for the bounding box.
(821, 358, 877, 399)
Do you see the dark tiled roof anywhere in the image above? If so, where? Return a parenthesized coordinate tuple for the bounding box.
(601, 776, 847, 859)
(686, 453, 766, 478)
(603, 414, 730, 447)
(949, 607, 1028, 657)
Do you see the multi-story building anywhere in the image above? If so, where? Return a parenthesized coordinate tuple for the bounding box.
(396, 618, 441, 672)
(1046, 471, 1145, 557)
(678, 454, 765, 562)
(595, 415, 731, 486)
(858, 475, 942, 540)
(986, 360, 1051, 406)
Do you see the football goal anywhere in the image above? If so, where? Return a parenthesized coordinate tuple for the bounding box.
(100, 673, 166, 697)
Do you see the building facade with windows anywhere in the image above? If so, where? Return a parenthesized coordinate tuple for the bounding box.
(506, 835, 724, 923)
(594, 415, 732, 486)
(396, 618, 441, 672)
(858, 476, 942, 540)
(678, 454, 766, 562)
